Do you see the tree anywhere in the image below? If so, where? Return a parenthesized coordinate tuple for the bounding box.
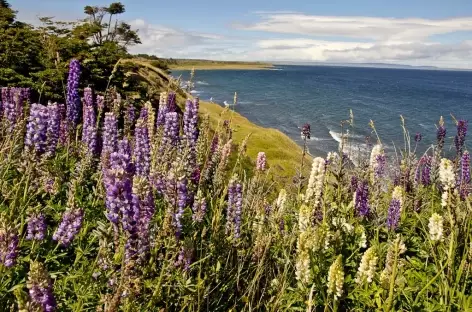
(83, 2, 140, 47)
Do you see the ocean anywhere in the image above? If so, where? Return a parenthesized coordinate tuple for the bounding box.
(172, 65, 472, 158)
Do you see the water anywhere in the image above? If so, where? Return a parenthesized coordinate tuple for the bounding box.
(173, 65, 472, 158)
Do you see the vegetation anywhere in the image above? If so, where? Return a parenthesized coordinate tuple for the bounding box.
(2, 1, 472, 312)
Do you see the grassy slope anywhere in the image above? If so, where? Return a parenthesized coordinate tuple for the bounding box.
(123, 59, 309, 182)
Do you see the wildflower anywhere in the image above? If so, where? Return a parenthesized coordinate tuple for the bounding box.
(134, 118, 151, 177)
(163, 112, 180, 147)
(0, 226, 19, 267)
(296, 228, 314, 284)
(461, 151, 470, 185)
(301, 123, 311, 140)
(104, 139, 135, 231)
(46, 103, 61, 156)
(439, 158, 455, 190)
(192, 191, 207, 222)
(167, 92, 177, 112)
(305, 157, 325, 207)
(428, 213, 444, 242)
(354, 180, 370, 217)
(26, 213, 47, 241)
(256, 152, 267, 172)
(82, 87, 97, 154)
(174, 178, 187, 238)
(357, 226, 367, 248)
(101, 113, 118, 159)
(276, 189, 287, 211)
(327, 255, 344, 301)
(387, 199, 401, 230)
(97, 95, 105, 113)
(226, 178, 243, 239)
(124, 104, 135, 134)
(218, 139, 232, 171)
(350, 176, 358, 192)
(437, 117, 446, 149)
(174, 246, 192, 271)
(202, 136, 220, 184)
(455, 120, 468, 155)
(25, 104, 48, 155)
(183, 99, 199, 146)
(355, 247, 378, 284)
(156, 92, 168, 127)
(298, 204, 312, 232)
(415, 132, 422, 143)
(52, 208, 84, 247)
(66, 59, 81, 128)
(370, 144, 385, 181)
(144, 101, 155, 138)
(27, 262, 56, 312)
(421, 156, 432, 186)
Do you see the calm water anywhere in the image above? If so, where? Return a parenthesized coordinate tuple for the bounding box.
(173, 65, 472, 157)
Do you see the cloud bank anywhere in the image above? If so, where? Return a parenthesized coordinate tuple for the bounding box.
(130, 14, 472, 68)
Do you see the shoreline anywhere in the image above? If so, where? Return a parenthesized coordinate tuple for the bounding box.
(169, 64, 274, 71)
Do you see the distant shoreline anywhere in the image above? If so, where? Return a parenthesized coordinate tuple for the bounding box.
(169, 63, 274, 70)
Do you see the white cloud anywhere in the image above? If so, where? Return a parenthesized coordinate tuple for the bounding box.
(128, 15, 472, 69)
(236, 14, 472, 42)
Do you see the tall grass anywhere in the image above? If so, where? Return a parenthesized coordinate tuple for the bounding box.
(0, 60, 471, 312)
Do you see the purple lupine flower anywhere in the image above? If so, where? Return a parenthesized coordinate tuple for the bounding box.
(174, 246, 192, 271)
(437, 125, 446, 149)
(374, 153, 386, 179)
(264, 203, 272, 221)
(46, 104, 61, 156)
(256, 152, 267, 172)
(203, 136, 220, 183)
(354, 180, 370, 217)
(3, 88, 19, 128)
(455, 120, 468, 155)
(301, 123, 311, 140)
(66, 59, 81, 128)
(226, 183, 235, 235)
(233, 183, 243, 238)
(125, 104, 136, 131)
(104, 139, 135, 231)
(151, 172, 166, 195)
(139, 106, 148, 121)
(387, 199, 401, 230)
(461, 151, 471, 185)
(52, 208, 84, 247)
(27, 262, 57, 312)
(82, 87, 97, 154)
(167, 92, 176, 112)
(421, 156, 432, 186)
(101, 113, 118, 158)
(133, 118, 151, 177)
(183, 99, 199, 146)
(58, 104, 68, 145)
(156, 101, 168, 127)
(193, 97, 200, 112)
(0, 228, 19, 267)
(192, 195, 207, 223)
(163, 112, 180, 147)
(0, 87, 9, 117)
(174, 179, 187, 238)
(26, 213, 47, 241)
(25, 104, 48, 155)
(12, 87, 28, 121)
(415, 132, 422, 143)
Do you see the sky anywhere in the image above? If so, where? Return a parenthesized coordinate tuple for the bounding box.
(11, 0, 472, 68)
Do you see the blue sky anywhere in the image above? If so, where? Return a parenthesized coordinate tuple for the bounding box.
(12, 0, 472, 68)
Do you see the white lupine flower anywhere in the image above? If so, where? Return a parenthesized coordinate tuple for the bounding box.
(428, 213, 444, 242)
(355, 247, 378, 284)
(369, 144, 384, 180)
(358, 226, 367, 249)
(439, 158, 455, 190)
(441, 191, 448, 207)
(298, 204, 312, 232)
(276, 189, 287, 211)
(305, 157, 326, 207)
(327, 255, 344, 301)
(295, 251, 311, 284)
